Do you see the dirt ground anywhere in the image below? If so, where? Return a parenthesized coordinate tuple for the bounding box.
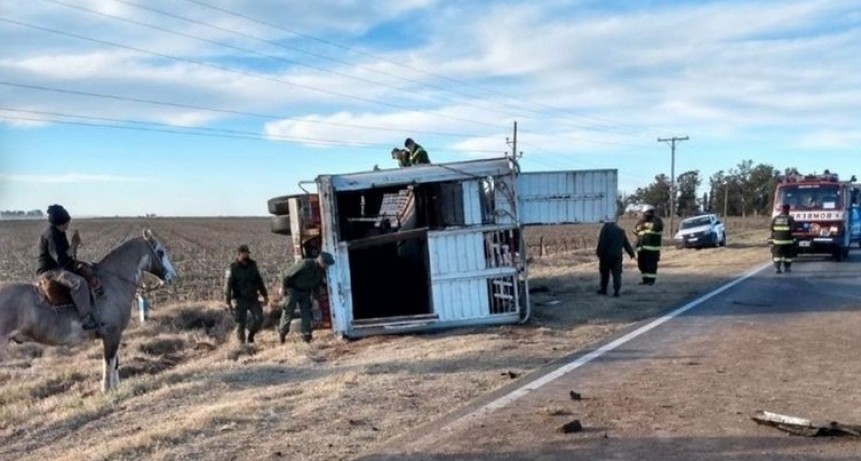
(359, 252, 861, 461)
(0, 221, 771, 461)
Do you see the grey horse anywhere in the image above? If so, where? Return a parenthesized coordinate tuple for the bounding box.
(0, 229, 177, 392)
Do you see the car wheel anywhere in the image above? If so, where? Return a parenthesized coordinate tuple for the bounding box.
(720, 233, 726, 247)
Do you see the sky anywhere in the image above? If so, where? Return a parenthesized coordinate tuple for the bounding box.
(0, 0, 858, 216)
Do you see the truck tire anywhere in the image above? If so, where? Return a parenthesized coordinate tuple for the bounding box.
(268, 196, 292, 216)
(270, 215, 292, 235)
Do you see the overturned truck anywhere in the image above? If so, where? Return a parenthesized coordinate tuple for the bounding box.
(269, 158, 617, 338)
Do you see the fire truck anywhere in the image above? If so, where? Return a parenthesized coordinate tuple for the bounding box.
(772, 170, 861, 261)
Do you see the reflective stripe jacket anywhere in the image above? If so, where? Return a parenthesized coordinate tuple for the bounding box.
(770, 214, 796, 245)
(408, 144, 430, 165)
(633, 216, 664, 252)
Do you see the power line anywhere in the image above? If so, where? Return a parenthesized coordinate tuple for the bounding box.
(0, 16, 508, 130)
(0, 80, 486, 138)
(39, 0, 539, 122)
(174, 0, 656, 135)
(0, 107, 503, 153)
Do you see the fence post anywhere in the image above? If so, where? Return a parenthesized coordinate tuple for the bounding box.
(539, 236, 545, 257)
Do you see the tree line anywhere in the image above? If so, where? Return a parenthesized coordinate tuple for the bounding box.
(0, 209, 44, 218)
(621, 160, 786, 218)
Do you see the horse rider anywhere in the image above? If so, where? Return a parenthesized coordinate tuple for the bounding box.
(36, 204, 103, 331)
(224, 244, 268, 344)
(278, 252, 335, 344)
(403, 138, 431, 166)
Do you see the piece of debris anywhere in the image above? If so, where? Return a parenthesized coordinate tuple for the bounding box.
(502, 371, 520, 379)
(529, 285, 550, 294)
(272, 452, 283, 458)
(752, 410, 861, 437)
(547, 408, 572, 416)
(569, 391, 582, 401)
(537, 300, 562, 306)
(558, 420, 583, 434)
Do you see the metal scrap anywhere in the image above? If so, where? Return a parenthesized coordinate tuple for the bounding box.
(752, 410, 861, 437)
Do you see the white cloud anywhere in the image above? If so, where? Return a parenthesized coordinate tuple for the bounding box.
(0, 173, 145, 184)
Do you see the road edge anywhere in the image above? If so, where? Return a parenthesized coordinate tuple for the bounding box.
(356, 260, 772, 458)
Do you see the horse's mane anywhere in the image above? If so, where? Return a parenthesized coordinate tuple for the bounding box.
(98, 237, 147, 266)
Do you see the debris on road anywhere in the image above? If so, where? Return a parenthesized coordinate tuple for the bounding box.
(752, 410, 861, 437)
(502, 371, 520, 379)
(558, 420, 584, 433)
(569, 391, 582, 401)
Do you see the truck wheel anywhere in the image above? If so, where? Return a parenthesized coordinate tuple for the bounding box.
(270, 215, 292, 235)
(268, 195, 293, 215)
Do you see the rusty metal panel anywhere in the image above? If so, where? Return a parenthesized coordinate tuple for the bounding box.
(517, 169, 617, 225)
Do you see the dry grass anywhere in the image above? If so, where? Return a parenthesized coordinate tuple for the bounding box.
(0, 217, 772, 461)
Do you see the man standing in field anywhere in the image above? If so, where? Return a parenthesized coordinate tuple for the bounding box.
(224, 244, 268, 344)
(770, 204, 797, 273)
(632, 204, 664, 285)
(596, 219, 636, 297)
(278, 252, 335, 344)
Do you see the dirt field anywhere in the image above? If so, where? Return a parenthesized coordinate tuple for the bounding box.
(0, 217, 772, 461)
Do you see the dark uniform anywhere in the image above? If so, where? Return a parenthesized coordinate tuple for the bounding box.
(404, 138, 430, 166)
(633, 212, 664, 285)
(278, 255, 331, 343)
(596, 221, 636, 297)
(37, 204, 100, 331)
(224, 251, 268, 343)
(770, 206, 796, 273)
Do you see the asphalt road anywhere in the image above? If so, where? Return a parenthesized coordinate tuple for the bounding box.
(358, 251, 861, 461)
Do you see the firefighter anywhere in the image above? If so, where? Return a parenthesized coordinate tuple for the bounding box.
(224, 244, 268, 344)
(770, 204, 796, 273)
(632, 204, 664, 285)
(404, 138, 430, 166)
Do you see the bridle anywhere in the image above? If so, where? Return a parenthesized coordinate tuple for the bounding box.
(96, 238, 169, 293)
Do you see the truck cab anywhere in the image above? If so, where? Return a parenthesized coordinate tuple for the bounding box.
(772, 171, 861, 261)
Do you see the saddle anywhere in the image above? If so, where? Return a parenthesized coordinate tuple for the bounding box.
(37, 262, 101, 307)
(38, 277, 73, 306)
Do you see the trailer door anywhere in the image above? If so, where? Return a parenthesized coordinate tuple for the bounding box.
(516, 169, 617, 225)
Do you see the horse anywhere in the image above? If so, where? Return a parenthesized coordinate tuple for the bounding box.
(0, 229, 177, 392)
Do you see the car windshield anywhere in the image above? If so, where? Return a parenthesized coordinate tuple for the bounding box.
(776, 185, 841, 211)
(680, 216, 711, 229)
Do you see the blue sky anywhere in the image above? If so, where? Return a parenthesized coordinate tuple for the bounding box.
(0, 0, 858, 216)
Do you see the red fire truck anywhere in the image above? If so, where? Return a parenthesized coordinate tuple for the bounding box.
(772, 170, 861, 261)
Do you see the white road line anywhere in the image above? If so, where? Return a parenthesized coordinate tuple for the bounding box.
(438, 261, 773, 435)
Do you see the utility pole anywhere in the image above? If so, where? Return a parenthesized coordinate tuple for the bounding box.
(506, 121, 519, 159)
(657, 136, 689, 236)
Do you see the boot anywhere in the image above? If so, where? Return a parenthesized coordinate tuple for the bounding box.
(247, 332, 256, 344)
(638, 277, 649, 285)
(80, 313, 102, 331)
(302, 333, 312, 343)
(279, 330, 287, 345)
(613, 290, 620, 298)
(784, 264, 792, 273)
(596, 289, 608, 295)
(236, 327, 246, 344)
